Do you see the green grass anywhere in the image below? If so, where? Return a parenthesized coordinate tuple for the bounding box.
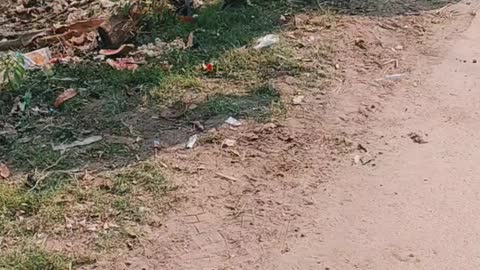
(0, 248, 71, 270)
(186, 83, 282, 121)
(0, 160, 170, 258)
(313, 0, 460, 15)
(0, 1, 302, 173)
(0, 184, 39, 226)
(0, 0, 312, 265)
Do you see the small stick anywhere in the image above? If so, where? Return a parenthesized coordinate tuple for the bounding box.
(215, 173, 238, 182)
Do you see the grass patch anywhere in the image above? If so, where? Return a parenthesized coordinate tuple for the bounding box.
(314, 0, 460, 16)
(187, 84, 282, 121)
(0, 1, 305, 172)
(0, 0, 310, 263)
(0, 184, 39, 219)
(0, 160, 171, 260)
(0, 247, 71, 270)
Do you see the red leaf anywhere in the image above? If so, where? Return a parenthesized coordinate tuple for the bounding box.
(206, 63, 214, 72)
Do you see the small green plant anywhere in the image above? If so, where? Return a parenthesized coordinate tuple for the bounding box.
(0, 53, 26, 91)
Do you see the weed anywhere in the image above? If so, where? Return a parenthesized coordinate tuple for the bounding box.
(0, 53, 26, 91)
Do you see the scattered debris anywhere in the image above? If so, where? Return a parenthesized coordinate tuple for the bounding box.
(186, 134, 198, 149)
(10, 92, 32, 115)
(353, 155, 361, 164)
(54, 88, 78, 108)
(153, 140, 161, 157)
(408, 132, 428, 144)
(357, 143, 368, 153)
(225, 116, 242, 127)
(135, 37, 186, 58)
(222, 139, 237, 148)
(354, 39, 367, 50)
(254, 34, 279, 50)
(382, 59, 399, 69)
(361, 157, 375, 166)
(0, 163, 10, 179)
(186, 32, 195, 48)
(202, 63, 214, 72)
(52, 135, 103, 151)
(98, 3, 143, 49)
(23, 48, 52, 70)
(383, 73, 406, 81)
(99, 44, 135, 56)
(192, 121, 205, 131)
(292, 95, 304, 105)
(106, 58, 139, 71)
(10, 96, 27, 115)
(215, 172, 238, 182)
(353, 154, 375, 166)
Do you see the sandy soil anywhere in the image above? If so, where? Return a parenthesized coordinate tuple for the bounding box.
(82, 1, 480, 269)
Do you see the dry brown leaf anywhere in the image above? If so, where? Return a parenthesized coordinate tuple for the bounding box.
(54, 88, 78, 108)
(0, 163, 11, 179)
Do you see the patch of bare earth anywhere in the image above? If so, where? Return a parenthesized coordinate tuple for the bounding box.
(71, 2, 480, 269)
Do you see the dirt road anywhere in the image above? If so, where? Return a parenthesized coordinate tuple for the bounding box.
(84, 2, 480, 270)
(272, 5, 480, 270)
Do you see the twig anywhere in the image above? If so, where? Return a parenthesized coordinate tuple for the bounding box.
(382, 59, 399, 69)
(43, 155, 66, 172)
(215, 173, 239, 182)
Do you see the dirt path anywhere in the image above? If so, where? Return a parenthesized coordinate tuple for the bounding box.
(272, 4, 480, 270)
(83, 2, 480, 270)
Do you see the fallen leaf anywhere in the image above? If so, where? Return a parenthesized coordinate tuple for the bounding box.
(186, 32, 194, 48)
(178, 15, 195, 23)
(106, 58, 139, 71)
(52, 136, 103, 151)
(292, 95, 304, 105)
(54, 88, 78, 108)
(99, 44, 135, 56)
(0, 163, 10, 179)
